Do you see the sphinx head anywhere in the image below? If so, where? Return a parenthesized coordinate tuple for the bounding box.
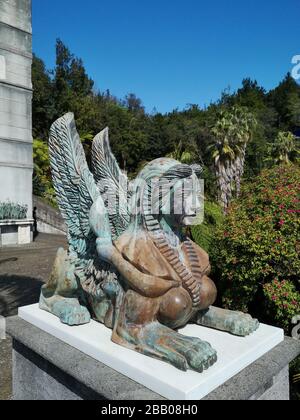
(132, 158, 203, 228)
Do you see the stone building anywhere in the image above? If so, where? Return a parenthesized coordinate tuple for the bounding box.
(0, 0, 33, 245)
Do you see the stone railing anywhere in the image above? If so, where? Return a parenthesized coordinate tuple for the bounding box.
(292, 316, 300, 340)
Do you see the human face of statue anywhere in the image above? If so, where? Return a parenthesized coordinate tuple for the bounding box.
(161, 175, 203, 228)
(182, 188, 202, 226)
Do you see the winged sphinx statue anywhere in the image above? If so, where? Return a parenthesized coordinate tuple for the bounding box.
(40, 113, 259, 373)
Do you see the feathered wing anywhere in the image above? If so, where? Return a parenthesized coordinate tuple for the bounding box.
(92, 128, 131, 240)
(48, 113, 109, 284)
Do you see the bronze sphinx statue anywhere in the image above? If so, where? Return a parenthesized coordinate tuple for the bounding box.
(40, 113, 259, 373)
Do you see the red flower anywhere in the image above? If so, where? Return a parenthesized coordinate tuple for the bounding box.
(279, 220, 285, 226)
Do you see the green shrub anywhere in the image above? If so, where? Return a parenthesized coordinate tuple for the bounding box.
(33, 139, 57, 207)
(213, 165, 300, 331)
(263, 280, 300, 331)
(0, 202, 28, 220)
(191, 201, 223, 254)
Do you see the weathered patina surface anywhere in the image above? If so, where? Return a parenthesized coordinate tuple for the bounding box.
(40, 113, 259, 373)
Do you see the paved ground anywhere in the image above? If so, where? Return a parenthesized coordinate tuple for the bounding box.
(0, 233, 67, 400)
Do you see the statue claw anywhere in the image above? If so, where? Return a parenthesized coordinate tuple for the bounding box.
(52, 301, 91, 326)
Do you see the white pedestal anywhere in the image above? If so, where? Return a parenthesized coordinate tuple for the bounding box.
(0, 220, 33, 246)
(18, 224, 31, 244)
(18, 304, 284, 400)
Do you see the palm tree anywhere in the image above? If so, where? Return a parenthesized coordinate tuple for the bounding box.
(209, 107, 257, 211)
(272, 131, 298, 164)
(231, 107, 257, 196)
(209, 110, 237, 213)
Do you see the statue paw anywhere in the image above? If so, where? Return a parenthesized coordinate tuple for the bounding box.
(143, 324, 217, 373)
(53, 301, 91, 326)
(196, 307, 260, 337)
(173, 335, 218, 373)
(225, 313, 259, 337)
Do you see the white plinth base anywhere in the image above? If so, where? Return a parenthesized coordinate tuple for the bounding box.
(0, 220, 33, 246)
(18, 304, 284, 400)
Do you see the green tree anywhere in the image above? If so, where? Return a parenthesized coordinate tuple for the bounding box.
(124, 93, 145, 114)
(31, 42, 300, 199)
(272, 131, 299, 164)
(268, 73, 300, 130)
(220, 79, 277, 177)
(287, 92, 300, 128)
(32, 55, 55, 140)
(53, 39, 94, 125)
(33, 139, 56, 206)
(166, 139, 198, 164)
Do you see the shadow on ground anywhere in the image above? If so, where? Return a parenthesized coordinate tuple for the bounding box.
(0, 275, 43, 317)
(0, 258, 18, 266)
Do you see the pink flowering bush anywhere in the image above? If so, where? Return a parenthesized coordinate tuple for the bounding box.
(212, 165, 300, 332)
(263, 280, 300, 331)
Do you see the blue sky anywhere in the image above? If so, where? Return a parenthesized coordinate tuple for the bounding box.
(32, 0, 300, 113)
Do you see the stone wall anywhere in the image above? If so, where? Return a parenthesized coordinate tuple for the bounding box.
(0, 0, 33, 220)
(33, 196, 67, 236)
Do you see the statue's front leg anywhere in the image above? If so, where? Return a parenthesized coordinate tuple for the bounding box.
(39, 248, 91, 326)
(112, 290, 217, 372)
(194, 306, 259, 337)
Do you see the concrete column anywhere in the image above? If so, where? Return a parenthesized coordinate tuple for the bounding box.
(0, 0, 33, 222)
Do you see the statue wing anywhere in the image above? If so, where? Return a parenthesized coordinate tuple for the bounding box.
(92, 128, 131, 240)
(49, 113, 108, 283)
